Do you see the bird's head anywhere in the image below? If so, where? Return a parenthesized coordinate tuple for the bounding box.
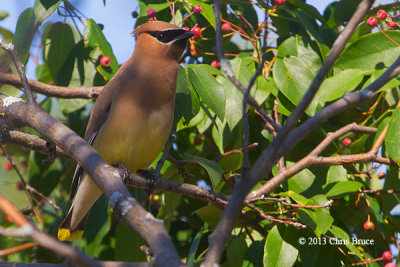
(133, 21, 194, 61)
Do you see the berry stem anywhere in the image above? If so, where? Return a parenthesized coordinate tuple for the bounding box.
(378, 25, 400, 47)
(178, 11, 194, 26)
(237, 13, 256, 33)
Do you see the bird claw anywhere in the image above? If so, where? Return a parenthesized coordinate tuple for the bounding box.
(116, 164, 131, 183)
(136, 169, 156, 196)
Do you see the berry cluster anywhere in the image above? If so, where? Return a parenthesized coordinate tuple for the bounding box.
(367, 9, 399, 29)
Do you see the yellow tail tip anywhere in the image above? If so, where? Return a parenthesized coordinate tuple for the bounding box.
(58, 228, 83, 241)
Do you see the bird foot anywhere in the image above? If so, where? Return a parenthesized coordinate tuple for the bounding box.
(115, 164, 131, 184)
(136, 169, 156, 195)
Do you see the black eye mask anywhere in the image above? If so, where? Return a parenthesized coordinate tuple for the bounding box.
(146, 29, 187, 43)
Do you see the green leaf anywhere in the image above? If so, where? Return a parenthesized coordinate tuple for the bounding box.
(186, 0, 216, 28)
(335, 31, 400, 71)
(219, 153, 242, 172)
(184, 154, 222, 189)
(317, 69, 364, 103)
(273, 37, 322, 115)
(324, 181, 363, 198)
(329, 225, 363, 258)
(58, 98, 92, 115)
(186, 230, 202, 267)
(0, 11, 9, 21)
(264, 225, 298, 267)
(0, 27, 13, 42)
(244, 240, 265, 267)
(195, 206, 223, 228)
(385, 107, 400, 164)
(286, 162, 316, 193)
(33, 0, 62, 23)
(12, 8, 37, 63)
(84, 19, 119, 80)
(255, 76, 273, 105)
(326, 165, 347, 184)
(114, 223, 147, 261)
(296, 196, 333, 236)
(174, 67, 200, 126)
(227, 235, 247, 267)
(43, 22, 76, 85)
(82, 195, 110, 257)
(188, 65, 225, 121)
(218, 76, 243, 130)
(231, 54, 255, 86)
(277, 190, 311, 206)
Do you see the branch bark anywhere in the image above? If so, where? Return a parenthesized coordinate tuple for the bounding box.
(0, 39, 182, 267)
(0, 72, 102, 99)
(204, 0, 377, 265)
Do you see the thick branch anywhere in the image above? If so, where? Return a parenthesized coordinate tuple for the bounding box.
(205, 1, 376, 264)
(0, 39, 181, 266)
(2, 130, 70, 158)
(0, 72, 102, 99)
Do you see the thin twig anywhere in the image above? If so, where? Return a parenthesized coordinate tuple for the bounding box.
(0, 72, 102, 99)
(0, 41, 34, 103)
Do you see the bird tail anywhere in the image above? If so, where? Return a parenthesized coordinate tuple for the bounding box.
(58, 174, 102, 241)
(58, 205, 89, 241)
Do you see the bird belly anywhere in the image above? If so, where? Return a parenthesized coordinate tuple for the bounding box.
(92, 104, 173, 173)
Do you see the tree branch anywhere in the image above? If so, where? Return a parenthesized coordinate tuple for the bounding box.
(0, 42, 34, 103)
(0, 194, 100, 267)
(0, 72, 102, 99)
(0, 39, 181, 267)
(1, 130, 70, 158)
(204, 1, 377, 264)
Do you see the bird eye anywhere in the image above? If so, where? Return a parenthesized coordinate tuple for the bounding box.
(157, 32, 166, 42)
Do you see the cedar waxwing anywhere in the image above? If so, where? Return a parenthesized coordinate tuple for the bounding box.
(58, 21, 194, 241)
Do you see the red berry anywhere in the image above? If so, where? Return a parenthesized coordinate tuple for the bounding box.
(363, 220, 375, 231)
(149, 17, 157, 21)
(16, 182, 25, 191)
(211, 60, 220, 68)
(388, 21, 397, 30)
(39, 200, 44, 207)
(21, 160, 27, 168)
(377, 9, 387, 20)
(377, 172, 386, 179)
(383, 251, 394, 261)
(367, 17, 378, 27)
(193, 5, 202, 13)
(191, 26, 201, 38)
(222, 23, 231, 31)
(275, 0, 286, 4)
(342, 138, 352, 146)
(385, 263, 396, 267)
(100, 56, 112, 67)
(4, 162, 12, 171)
(147, 8, 156, 17)
(193, 137, 203, 146)
(182, 26, 190, 31)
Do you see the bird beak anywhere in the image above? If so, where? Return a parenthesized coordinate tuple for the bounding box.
(175, 30, 195, 42)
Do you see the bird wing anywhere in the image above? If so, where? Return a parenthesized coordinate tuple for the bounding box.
(69, 78, 116, 200)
